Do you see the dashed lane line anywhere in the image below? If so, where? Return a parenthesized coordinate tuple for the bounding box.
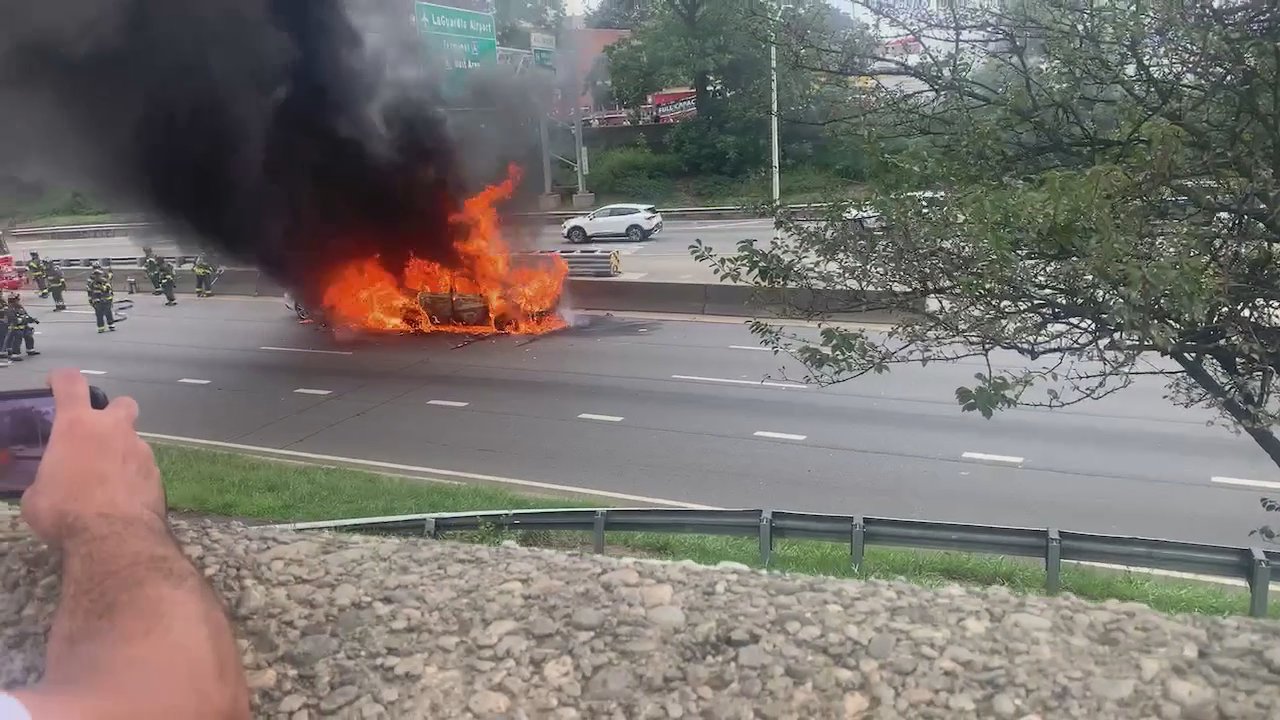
(1211, 476, 1280, 490)
(961, 451, 1025, 465)
(754, 431, 808, 441)
(293, 388, 333, 396)
(729, 345, 771, 351)
(260, 346, 353, 356)
(137, 432, 715, 509)
(178, 378, 212, 385)
(671, 374, 808, 389)
(427, 400, 470, 408)
(578, 413, 625, 422)
(78, 370, 107, 375)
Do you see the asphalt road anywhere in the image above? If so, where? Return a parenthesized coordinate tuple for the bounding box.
(0, 292, 1273, 547)
(5, 219, 773, 283)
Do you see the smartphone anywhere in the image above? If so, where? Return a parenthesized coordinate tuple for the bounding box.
(0, 387, 109, 499)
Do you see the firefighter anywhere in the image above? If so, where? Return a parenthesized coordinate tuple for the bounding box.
(90, 260, 113, 284)
(142, 247, 162, 295)
(27, 252, 48, 298)
(46, 262, 67, 311)
(193, 255, 215, 297)
(158, 258, 177, 306)
(5, 294, 39, 359)
(87, 268, 117, 333)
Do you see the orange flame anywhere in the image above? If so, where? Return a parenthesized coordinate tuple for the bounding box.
(320, 165, 568, 335)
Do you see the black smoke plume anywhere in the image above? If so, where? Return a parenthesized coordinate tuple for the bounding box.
(0, 0, 469, 304)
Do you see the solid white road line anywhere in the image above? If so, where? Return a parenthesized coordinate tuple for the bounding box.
(1211, 476, 1280, 490)
(671, 374, 807, 389)
(427, 400, 470, 408)
(260, 346, 354, 356)
(78, 370, 107, 375)
(137, 432, 714, 509)
(293, 388, 332, 396)
(178, 378, 212, 385)
(729, 345, 771, 351)
(578, 413, 625, 422)
(961, 451, 1025, 465)
(754, 431, 808, 441)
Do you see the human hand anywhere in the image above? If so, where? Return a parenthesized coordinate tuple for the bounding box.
(22, 369, 166, 546)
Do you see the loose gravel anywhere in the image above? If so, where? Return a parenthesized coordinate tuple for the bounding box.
(2, 515, 1280, 719)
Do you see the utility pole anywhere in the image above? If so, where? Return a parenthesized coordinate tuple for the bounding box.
(769, 0, 782, 206)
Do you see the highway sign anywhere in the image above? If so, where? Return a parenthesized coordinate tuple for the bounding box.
(415, 1, 497, 70)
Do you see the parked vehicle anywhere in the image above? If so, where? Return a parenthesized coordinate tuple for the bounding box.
(561, 203, 664, 243)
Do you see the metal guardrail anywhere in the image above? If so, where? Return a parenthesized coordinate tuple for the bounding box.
(15, 250, 621, 278)
(1, 204, 828, 242)
(269, 507, 1278, 617)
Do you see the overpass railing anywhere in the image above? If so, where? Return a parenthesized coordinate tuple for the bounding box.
(268, 507, 1278, 618)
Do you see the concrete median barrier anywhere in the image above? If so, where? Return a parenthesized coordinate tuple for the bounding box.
(31, 267, 907, 323)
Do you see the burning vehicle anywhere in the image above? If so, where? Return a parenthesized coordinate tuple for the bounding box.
(292, 166, 569, 336)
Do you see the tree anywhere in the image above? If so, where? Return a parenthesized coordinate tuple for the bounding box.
(694, 1, 1280, 485)
(586, 0, 655, 29)
(494, 0, 565, 47)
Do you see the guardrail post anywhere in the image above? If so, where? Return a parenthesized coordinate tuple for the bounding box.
(1045, 529, 1062, 595)
(850, 516, 865, 571)
(422, 517, 438, 539)
(1248, 547, 1270, 618)
(758, 511, 773, 566)
(592, 510, 607, 554)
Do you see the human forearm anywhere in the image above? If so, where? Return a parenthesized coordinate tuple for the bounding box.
(16, 516, 248, 719)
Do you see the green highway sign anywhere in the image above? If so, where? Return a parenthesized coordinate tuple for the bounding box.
(415, 2, 497, 70)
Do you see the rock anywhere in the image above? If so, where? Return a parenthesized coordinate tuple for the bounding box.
(842, 692, 870, 718)
(1003, 613, 1052, 632)
(289, 634, 340, 666)
(648, 605, 687, 629)
(866, 633, 895, 659)
(640, 583, 675, 607)
(528, 616, 558, 637)
(991, 693, 1017, 717)
(737, 645, 771, 668)
(358, 701, 387, 719)
(475, 619, 520, 647)
(332, 583, 360, 607)
(586, 666, 634, 700)
(570, 608, 605, 631)
(318, 685, 359, 713)
(1091, 678, 1136, 701)
(601, 567, 641, 586)
(1165, 677, 1216, 710)
(1140, 657, 1163, 682)
(948, 693, 976, 712)
(245, 667, 278, 690)
(467, 690, 511, 717)
(716, 561, 751, 572)
(279, 695, 308, 714)
(542, 655, 575, 686)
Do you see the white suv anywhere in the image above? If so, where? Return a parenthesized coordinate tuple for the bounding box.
(561, 203, 664, 243)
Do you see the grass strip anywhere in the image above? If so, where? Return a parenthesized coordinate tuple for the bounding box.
(154, 444, 1274, 618)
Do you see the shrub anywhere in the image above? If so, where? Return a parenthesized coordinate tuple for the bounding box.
(590, 146, 681, 197)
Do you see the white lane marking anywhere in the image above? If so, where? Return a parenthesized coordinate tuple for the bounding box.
(616, 271, 649, 280)
(138, 432, 714, 509)
(79, 369, 108, 375)
(729, 345, 771, 351)
(293, 388, 332, 396)
(961, 451, 1025, 465)
(578, 413, 625, 422)
(260, 346, 354, 356)
(754, 431, 808, 441)
(427, 400, 470, 408)
(671, 374, 807, 389)
(1211, 476, 1280, 490)
(178, 378, 211, 385)
(63, 310, 95, 315)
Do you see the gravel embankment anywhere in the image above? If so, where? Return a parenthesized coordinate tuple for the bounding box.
(2, 516, 1280, 719)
